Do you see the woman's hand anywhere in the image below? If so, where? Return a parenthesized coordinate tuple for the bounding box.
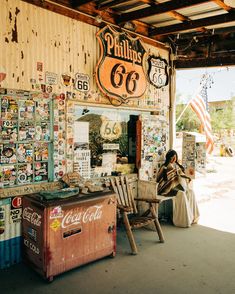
(180, 173, 191, 182)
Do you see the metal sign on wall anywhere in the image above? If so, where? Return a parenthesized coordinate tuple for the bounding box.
(96, 26, 147, 105)
(148, 55, 168, 89)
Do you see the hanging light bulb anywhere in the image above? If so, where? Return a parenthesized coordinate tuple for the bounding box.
(123, 22, 136, 31)
(95, 15, 103, 24)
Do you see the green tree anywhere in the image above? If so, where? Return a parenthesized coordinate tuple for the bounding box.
(175, 93, 200, 132)
(210, 101, 234, 131)
(176, 104, 200, 132)
(176, 94, 235, 133)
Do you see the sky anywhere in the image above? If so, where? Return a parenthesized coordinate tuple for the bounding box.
(176, 66, 235, 103)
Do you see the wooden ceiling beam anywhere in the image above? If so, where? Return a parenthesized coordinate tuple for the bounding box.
(139, 0, 156, 4)
(212, 0, 232, 11)
(20, 0, 112, 27)
(150, 11, 235, 36)
(97, 0, 127, 10)
(164, 8, 207, 33)
(169, 25, 235, 40)
(116, 0, 210, 24)
(175, 54, 235, 68)
(139, 0, 207, 33)
(71, 0, 96, 8)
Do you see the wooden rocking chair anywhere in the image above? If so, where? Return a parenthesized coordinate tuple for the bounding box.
(110, 176, 164, 255)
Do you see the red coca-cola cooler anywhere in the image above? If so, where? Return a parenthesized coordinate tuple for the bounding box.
(22, 191, 116, 281)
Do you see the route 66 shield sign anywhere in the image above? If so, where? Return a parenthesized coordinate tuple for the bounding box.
(148, 55, 169, 88)
(74, 73, 90, 92)
(96, 26, 147, 105)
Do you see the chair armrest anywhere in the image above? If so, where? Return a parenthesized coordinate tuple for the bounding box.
(135, 195, 174, 203)
(155, 195, 175, 201)
(117, 203, 132, 212)
(134, 198, 161, 203)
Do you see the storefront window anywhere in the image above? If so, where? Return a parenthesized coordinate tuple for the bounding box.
(74, 106, 145, 178)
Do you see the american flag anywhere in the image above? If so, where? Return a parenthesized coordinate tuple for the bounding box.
(190, 90, 214, 154)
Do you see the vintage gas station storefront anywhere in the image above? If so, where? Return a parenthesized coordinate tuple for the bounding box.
(0, 0, 174, 273)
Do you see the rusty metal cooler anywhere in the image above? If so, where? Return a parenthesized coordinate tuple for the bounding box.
(22, 192, 116, 281)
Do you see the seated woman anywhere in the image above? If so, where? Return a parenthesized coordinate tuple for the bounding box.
(157, 149, 200, 228)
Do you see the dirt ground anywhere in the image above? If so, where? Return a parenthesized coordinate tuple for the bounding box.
(193, 155, 235, 233)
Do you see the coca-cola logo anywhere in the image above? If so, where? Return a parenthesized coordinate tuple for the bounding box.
(62, 205, 103, 229)
(23, 207, 42, 227)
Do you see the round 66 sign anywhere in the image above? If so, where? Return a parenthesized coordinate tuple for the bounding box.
(96, 26, 147, 105)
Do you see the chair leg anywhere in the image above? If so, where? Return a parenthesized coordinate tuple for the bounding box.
(122, 212, 138, 255)
(150, 203, 165, 243)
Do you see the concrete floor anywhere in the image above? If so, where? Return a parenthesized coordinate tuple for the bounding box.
(1, 223, 235, 294)
(1, 156, 235, 294)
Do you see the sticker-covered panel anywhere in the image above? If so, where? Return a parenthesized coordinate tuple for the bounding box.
(0, 90, 53, 187)
(139, 114, 169, 181)
(0, 197, 22, 269)
(22, 197, 45, 274)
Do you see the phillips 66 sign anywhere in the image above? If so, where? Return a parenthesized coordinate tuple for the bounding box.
(96, 26, 147, 105)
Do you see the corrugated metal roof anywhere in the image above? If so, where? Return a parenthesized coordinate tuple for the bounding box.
(141, 14, 181, 26)
(110, 1, 147, 13)
(176, 2, 222, 16)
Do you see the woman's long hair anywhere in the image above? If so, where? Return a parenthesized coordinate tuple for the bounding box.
(162, 149, 185, 181)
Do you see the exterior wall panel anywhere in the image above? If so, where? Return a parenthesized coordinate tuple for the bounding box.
(0, 0, 99, 93)
(0, 197, 22, 269)
(0, 0, 170, 112)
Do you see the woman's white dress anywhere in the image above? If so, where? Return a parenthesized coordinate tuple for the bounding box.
(172, 178, 200, 228)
